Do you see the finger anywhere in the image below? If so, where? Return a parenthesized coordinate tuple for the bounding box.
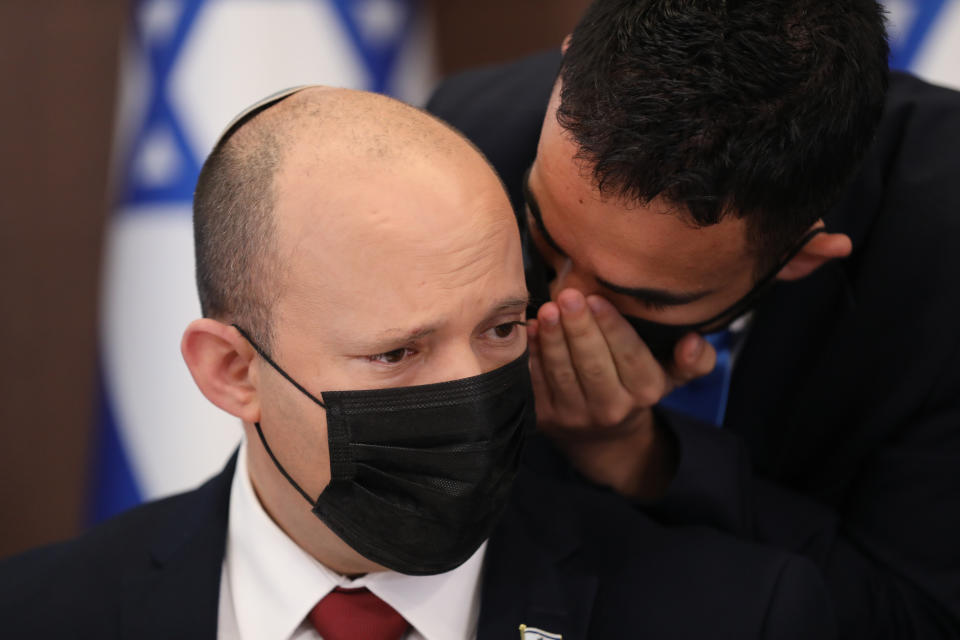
(526, 321, 556, 419)
(536, 301, 588, 411)
(586, 295, 667, 407)
(669, 332, 717, 385)
(555, 289, 626, 408)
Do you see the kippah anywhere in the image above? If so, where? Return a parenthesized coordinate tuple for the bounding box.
(213, 85, 316, 150)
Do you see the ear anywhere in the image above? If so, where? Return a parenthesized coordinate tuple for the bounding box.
(181, 318, 260, 423)
(776, 222, 852, 281)
(561, 33, 572, 54)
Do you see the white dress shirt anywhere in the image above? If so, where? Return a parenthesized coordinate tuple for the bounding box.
(727, 311, 753, 367)
(217, 438, 487, 640)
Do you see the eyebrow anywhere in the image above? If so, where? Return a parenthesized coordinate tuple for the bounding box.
(595, 277, 713, 306)
(364, 295, 531, 350)
(488, 295, 532, 314)
(367, 326, 437, 351)
(523, 169, 714, 308)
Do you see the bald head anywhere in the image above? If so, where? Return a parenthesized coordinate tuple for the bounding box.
(193, 87, 504, 349)
(273, 87, 474, 162)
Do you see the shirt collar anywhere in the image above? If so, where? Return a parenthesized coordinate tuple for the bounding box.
(225, 437, 486, 640)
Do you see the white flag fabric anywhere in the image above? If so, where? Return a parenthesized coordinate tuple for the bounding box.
(884, 0, 960, 89)
(92, 0, 434, 522)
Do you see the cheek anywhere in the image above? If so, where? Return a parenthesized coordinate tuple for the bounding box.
(257, 387, 333, 498)
(243, 421, 330, 539)
(477, 331, 528, 374)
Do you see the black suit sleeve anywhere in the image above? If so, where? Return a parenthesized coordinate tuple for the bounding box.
(761, 556, 837, 640)
(652, 393, 960, 639)
(514, 457, 840, 640)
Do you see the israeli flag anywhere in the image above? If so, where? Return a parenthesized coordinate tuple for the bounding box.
(884, 0, 960, 90)
(91, 0, 434, 523)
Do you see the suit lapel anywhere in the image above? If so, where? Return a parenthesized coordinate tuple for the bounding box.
(120, 453, 237, 640)
(478, 458, 598, 640)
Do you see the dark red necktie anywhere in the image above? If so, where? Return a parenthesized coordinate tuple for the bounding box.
(308, 587, 410, 640)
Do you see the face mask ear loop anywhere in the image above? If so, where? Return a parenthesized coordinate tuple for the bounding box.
(231, 324, 327, 408)
(232, 324, 325, 507)
(253, 421, 317, 507)
(688, 226, 828, 332)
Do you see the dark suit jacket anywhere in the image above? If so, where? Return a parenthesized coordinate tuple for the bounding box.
(0, 443, 834, 638)
(427, 51, 960, 638)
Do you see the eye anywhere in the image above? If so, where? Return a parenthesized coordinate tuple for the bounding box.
(641, 299, 670, 313)
(367, 348, 414, 364)
(487, 321, 526, 340)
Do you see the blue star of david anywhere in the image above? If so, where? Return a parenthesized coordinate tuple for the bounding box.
(120, 0, 205, 209)
(887, 0, 949, 70)
(118, 0, 417, 212)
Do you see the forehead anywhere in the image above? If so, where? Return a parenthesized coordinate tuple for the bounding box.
(533, 114, 755, 295)
(271, 143, 524, 341)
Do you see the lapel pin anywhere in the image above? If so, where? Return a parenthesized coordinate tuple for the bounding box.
(519, 623, 563, 639)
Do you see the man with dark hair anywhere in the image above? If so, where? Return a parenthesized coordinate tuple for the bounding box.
(0, 86, 836, 638)
(429, 0, 960, 637)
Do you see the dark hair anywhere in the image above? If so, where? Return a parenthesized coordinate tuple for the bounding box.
(193, 118, 281, 348)
(558, 0, 889, 270)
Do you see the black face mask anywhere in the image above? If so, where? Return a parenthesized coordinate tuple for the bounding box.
(234, 326, 533, 576)
(521, 176, 824, 364)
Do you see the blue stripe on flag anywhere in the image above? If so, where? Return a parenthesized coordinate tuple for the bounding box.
(329, 0, 418, 92)
(888, 0, 949, 69)
(88, 367, 142, 525)
(119, 0, 204, 210)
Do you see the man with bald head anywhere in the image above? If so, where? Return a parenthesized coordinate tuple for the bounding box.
(0, 87, 836, 639)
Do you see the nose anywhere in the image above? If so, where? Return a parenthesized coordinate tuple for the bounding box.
(427, 346, 486, 384)
(548, 258, 596, 300)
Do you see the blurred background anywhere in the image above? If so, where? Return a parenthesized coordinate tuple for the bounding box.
(0, 0, 957, 559)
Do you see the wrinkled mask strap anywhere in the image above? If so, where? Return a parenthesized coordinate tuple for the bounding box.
(688, 226, 826, 331)
(232, 324, 327, 409)
(254, 421, 317, 507)
(232, 324, 323, 506)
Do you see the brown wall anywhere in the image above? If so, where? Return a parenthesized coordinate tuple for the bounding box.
(0, 0, 590, 559)
(0, 0, 124, 558)
(430, 0, 591, 74)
